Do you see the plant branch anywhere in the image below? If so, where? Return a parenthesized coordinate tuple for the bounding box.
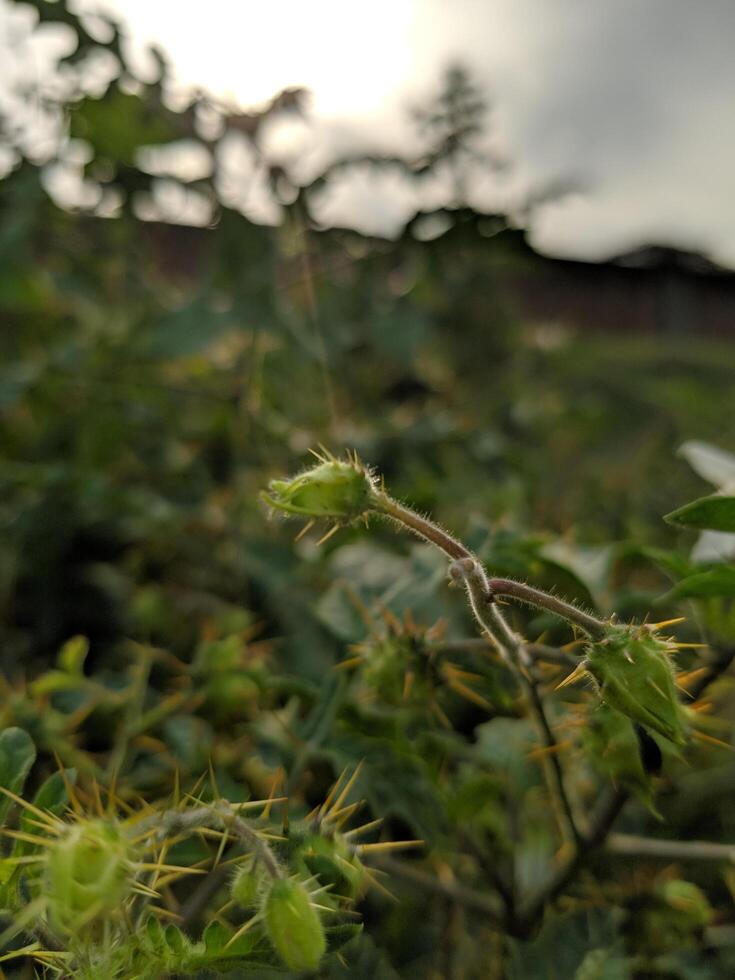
(372, 493, 473, 561)
(449, 557, 582, 849)
(606, 833, 735, 863)
(514, 787, 628, 937)
(486, 578, 608, 639)
(371, 855, 506, 928)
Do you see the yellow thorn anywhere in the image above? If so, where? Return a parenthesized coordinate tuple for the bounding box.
(316, 523, 341, 547)
(693, 730, 734, 752)
(327, 800, 364, 828)
(361, 866, 398, 902)
(208, 759, 221, 801)
(92, 780, 105, 818)
(131, 883, 161, 899)
(646, 677, 667, 699)
(649, 617, 687, 630)
(1, 830, 55, 848)
(294, 519, 316, 543)
(527, 740, 572, 761)
(261, 771, 283, 820)
(358, 840, 424, 854)
(54, 754, 83, 816)
(555, 663, 588, 691)
(329, 762, 364, 817)
(448, 678, 491, 710)
(136, 862, 207, 874)
(342, 817, 384, 840)
(232, 797, 288, 812)
(430, 700, 452, 729)
(402, 670, 415, 701)
(334, 655, 364, 671)
(318, 768, 347, 820)
(0, 787, 62, 830)
(225, 914, 262, 949)
(677, 667, 709, 688)
(560, 639, 588, 652)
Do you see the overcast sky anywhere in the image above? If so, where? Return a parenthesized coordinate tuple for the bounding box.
(7, 0, 735, 267)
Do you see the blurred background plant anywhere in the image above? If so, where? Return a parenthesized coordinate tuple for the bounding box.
(1, 1, 735, 977)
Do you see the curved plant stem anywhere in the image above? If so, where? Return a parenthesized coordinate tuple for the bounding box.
(371, 491, 581, 849)
(372, 493, 473, 562)
(486, 578, 608, 639)
(430, 637, 578, 668)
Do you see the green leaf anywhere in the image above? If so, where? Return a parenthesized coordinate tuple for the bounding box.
(663, 566, 735, 600)
(0, 729, 36, 826)
(665, 495, 735, 532)
(58, 635, 89, 674)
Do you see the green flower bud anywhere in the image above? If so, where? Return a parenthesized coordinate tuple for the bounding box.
(45, 819, 133, 935)
(262, 455, 375, 523)
(230, 857, 265, 908)
(263, 877, 326, 972)
(583, 624, 688, 746)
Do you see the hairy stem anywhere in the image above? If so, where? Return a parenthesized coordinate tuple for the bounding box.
(486, 578, 608, 639)
(372, 493, 473, 561)
(449, 558, 582, 848)
(133, 801, 283, 879)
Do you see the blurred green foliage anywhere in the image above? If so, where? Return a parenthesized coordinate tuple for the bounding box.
(1, 1, 735, 977)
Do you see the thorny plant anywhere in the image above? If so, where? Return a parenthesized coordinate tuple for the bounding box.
(263, 449, 735, 941)
(1, 448, 734, 977)
(0, 750, 420, 977)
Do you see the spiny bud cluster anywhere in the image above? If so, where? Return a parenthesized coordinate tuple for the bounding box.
(262, 451, 377, 524)
(582, 623, 688, 747)
(45, 818, 134, 936)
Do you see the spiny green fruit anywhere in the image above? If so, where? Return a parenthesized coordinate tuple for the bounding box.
(262, 453, 376, 523)
(583, 623, 688, 746)
(263, 877, 326, 972)
(45, 818, 133, 935)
